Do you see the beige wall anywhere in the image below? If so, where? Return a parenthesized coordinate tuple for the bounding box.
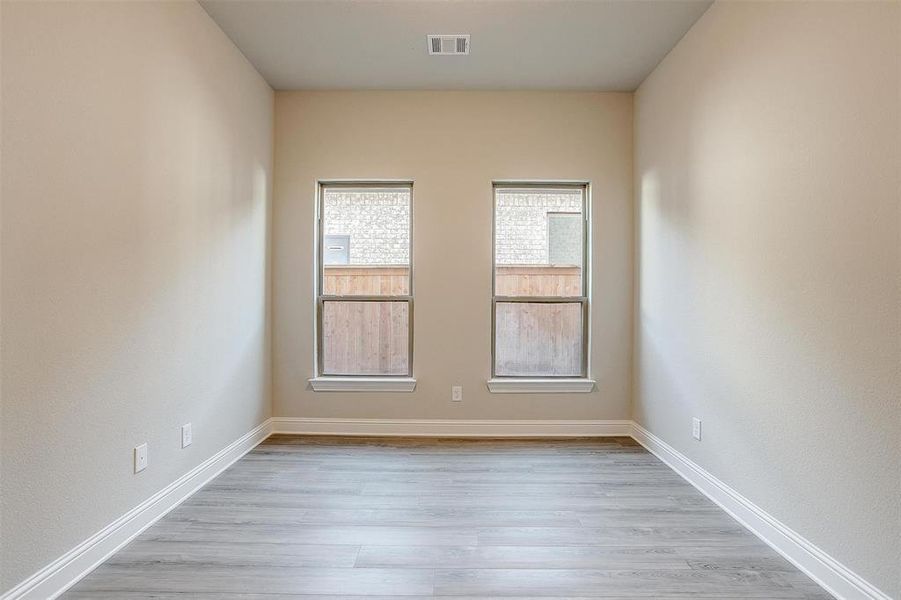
(5, 1, 897, 596)
(0, 1, 273, 592)
(634, 2, 900, 597)
(273, 92, 632, 420)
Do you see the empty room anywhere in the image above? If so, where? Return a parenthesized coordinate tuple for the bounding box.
(1, 0, 898, 599)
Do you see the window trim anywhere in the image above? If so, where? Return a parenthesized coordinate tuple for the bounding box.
(486, 378, 595, 394)
(313, 180, 415, 383)
(309, 376, 417, 393)
(490, 181, 591, 381)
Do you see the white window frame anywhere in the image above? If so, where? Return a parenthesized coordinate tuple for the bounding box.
(488, 181, 595, 393)
(309, 181, 416, 392)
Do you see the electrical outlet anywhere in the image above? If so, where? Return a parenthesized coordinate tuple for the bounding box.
(181, 423, 192, 448)
(692, 417, 702, 441)
(134, 443, 148, 473)
(451, 385, 463, 402)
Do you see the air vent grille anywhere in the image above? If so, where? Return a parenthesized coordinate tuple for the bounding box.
(427, 35, 470, 55)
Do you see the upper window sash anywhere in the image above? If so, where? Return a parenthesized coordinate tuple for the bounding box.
(318, 182, 413, 298)
(492, 183, 588, 300)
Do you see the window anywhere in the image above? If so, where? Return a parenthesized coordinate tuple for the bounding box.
(314, 182, 413, 386)
(491, 183, 590, 383)
(547, 213, 583, 266)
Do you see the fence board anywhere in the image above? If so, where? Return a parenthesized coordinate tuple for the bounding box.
(495, 265, 581, 296)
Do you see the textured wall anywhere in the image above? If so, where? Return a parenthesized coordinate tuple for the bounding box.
(274, 91, 632, 420)
(0, 1, 273, 592)
(634, 2, 900, 597)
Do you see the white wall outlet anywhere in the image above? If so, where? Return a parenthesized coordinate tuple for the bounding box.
(134, 443, 148, 473)
(451, 385, 463, 402)
(692, 417, 702, 441)
(181, 423, 192, 448)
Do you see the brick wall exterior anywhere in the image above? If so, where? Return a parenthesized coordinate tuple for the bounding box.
(323, 190, 410, 265)
(323, 188, 582, 267)
(495, 191, 583, 265)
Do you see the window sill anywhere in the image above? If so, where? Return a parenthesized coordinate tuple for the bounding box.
(487, 378, 595, 393)
(308, 377, 417, 392)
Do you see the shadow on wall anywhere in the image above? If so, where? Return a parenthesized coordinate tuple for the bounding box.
(0, 0, 272, 591)
(634, 7, 900, 592)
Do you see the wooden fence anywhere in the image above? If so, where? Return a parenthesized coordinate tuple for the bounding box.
(323, 265, 580, 297)
(321, 300, 409, 375)
(495, 265, 581, 296)
(494, 265, 583, 376)
(323, 266, 410, 296)
(321, 265, 581, 375)
(494, 301, 582, 376)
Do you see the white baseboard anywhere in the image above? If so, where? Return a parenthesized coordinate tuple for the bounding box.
(1, 419, 273, 600)
(631, 423, 892, 600)
(270, 417, 633, 437)
(4, 418, 888, 600)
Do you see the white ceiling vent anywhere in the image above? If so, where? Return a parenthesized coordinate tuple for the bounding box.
(427, 35, 470, 56)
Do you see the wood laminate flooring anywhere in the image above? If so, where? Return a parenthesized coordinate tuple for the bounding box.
(63, 435, 833, 599)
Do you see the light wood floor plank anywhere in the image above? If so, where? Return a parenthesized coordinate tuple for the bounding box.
(62, 436, 832, 599)
(433, 568, 817, 597)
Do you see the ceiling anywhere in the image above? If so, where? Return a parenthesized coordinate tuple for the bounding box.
(199, 0, 712, 91)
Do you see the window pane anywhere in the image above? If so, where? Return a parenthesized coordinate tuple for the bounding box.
(495, 302, 583, 376)
(494, 188, 583, 297)
(321, 301, 409, 375)
(322, 187, 410, 296)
